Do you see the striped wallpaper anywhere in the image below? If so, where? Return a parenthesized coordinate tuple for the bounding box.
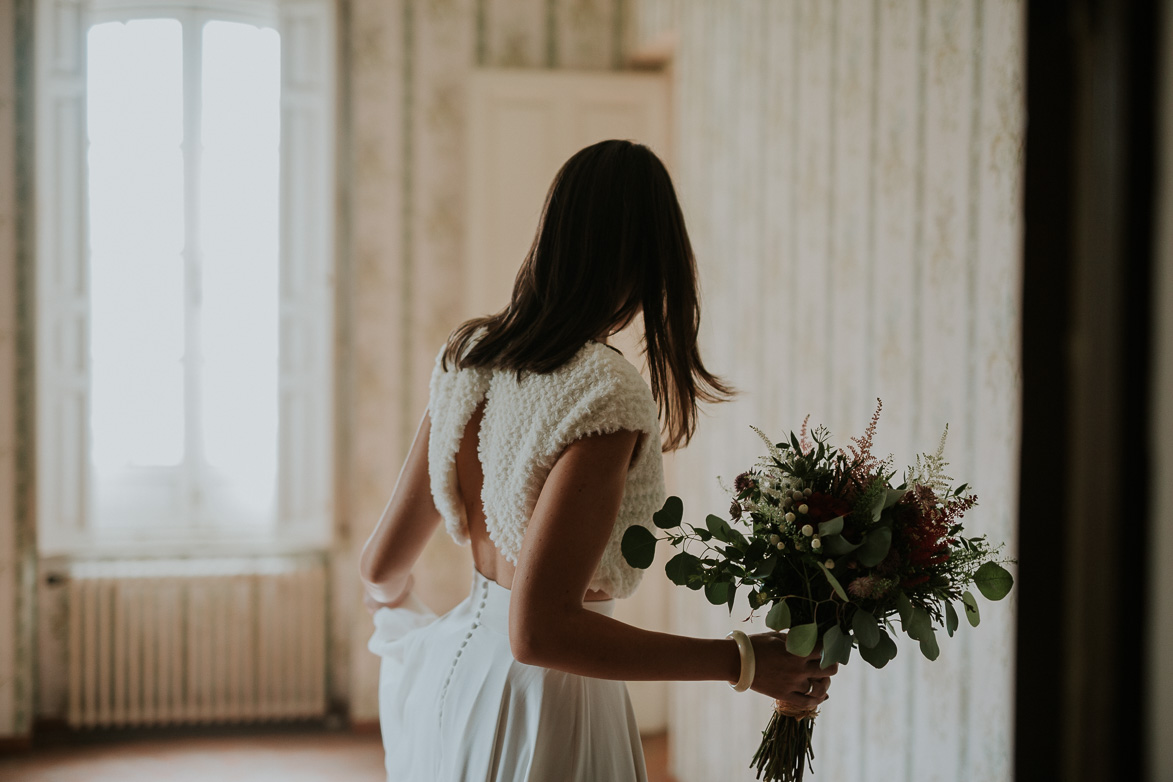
(631, 1, 1024, 780)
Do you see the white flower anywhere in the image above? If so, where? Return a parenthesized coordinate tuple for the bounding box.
(776, 541, 785, 550)
(801, 524, 813, 537)
(811, 537, 822, 549)
(798, 504, 809, 515)
(825, 559, 835, 569)
(785, 512, 796, 524)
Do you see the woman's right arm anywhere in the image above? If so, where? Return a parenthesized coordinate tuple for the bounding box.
(509, 429, 836, 710)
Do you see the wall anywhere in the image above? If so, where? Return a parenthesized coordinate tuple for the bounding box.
(0, 0, 34, 743)
(343, 0, 629, 723)
(630, 1, 1024, 780)
(1150, 2, 1173, 777)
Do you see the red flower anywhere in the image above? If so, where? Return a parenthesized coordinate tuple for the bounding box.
(803, 492, 852, 524)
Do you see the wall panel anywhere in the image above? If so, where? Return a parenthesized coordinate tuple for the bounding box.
(649, 1, 1024, 779)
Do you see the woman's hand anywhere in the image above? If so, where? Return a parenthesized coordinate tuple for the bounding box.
(747, 632, 838, 711)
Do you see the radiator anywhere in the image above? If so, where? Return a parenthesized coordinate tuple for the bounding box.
(67, 557, 328, 728)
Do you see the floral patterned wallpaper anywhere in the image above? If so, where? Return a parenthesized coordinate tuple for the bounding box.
(344, 0, 627, 722)
(0, 0, 35, 742)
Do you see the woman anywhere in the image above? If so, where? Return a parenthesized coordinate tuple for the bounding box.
(360, 140, 836, 781)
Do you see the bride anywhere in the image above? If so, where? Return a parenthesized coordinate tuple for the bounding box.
(360, 139, 836, 781)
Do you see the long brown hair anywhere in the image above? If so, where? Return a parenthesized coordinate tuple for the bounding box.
(444, 139, 732, 451)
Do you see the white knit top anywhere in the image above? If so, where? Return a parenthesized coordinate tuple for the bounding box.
(427, 340, 666, 600)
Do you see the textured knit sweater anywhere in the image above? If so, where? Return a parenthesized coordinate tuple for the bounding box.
(427, 340, 666, 600)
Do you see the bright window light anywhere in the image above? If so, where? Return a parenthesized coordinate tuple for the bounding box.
(86, 17, 281, 531)
(87, 19, 186, 473)
(199, 21, 281, 523)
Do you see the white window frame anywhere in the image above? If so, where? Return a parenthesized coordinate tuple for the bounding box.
(35, 0, 335, 556)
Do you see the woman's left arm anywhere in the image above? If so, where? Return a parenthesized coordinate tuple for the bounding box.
(358, 411, 442, 607)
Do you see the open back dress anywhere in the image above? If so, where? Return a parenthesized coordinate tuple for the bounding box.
(367, 340, 666, 782)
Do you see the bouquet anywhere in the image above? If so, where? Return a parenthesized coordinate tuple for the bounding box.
(621, 402, 1014, 782)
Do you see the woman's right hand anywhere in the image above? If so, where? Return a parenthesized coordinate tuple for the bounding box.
(747, 632, 838, 711)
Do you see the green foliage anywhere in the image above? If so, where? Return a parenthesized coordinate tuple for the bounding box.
(653, 496, 684, 529)
(785, 623, 818, 657)
(962, 590, 981, 627)
(852, 608, 881, 649)
(817, 516, 844, 537)
(766, 600, 791, 631)
(973, 561, 1014, 601)
(918, 628, 940, 661)
(856, 526, 893, 567)
(945, 602, 959, 637)
(858, 629, 898, 669)
(620, 525, 657, 569)
(821, 624, 851, 668)
(817, 561, 848, 602)
(665, 552, 703, 588)
(704, 579, 731, 607)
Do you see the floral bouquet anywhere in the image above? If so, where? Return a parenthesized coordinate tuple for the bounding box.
(621, 402, 1014, 782)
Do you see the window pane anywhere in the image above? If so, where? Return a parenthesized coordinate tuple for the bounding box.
(87, 19, 185, 479)
(200, 21, 281, 526)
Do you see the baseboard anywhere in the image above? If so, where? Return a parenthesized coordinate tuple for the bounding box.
(0, 735, 32, 754)
(349, 719, 381, 735)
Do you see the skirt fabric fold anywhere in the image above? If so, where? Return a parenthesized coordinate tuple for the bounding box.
(369, 571, 648, 782)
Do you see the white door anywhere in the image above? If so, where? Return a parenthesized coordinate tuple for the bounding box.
(465, 68, 672, 733)
(465, 68, 671, 321)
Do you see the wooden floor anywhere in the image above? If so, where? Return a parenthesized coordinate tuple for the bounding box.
(0, 727, 677, 781)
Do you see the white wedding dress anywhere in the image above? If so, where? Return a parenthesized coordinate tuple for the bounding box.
(367, 341, 665, 782)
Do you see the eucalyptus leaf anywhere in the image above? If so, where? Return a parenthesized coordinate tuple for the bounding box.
(817, 561, 849, 602)
(753, 554, 779, 578)
(821, 625, 851, 668)
(818, 516, 844, 537)
(852, 609, 881, 649)
(895, 591, 914, 626)
(857, 526, 893, 567)
(962, 590, 981, 627)
(859, 629, 898, 669)
(823, 535, 862, 556)
(704, 580, 730, 606)
(690, 525, 713, 542)
(726, 582, 738, 613)
(620, 525, 658, 569)
(664, 552, 702, 586)
(973, 562, 1014, 601)
(653, 496, 684, 529)
(706, 514, 733, 544)
(766, 600, 791, 631)
(785, 623, 818, 657)
(945, 602, 959, 637)
(883, 487, 907, 510)
(907, 606, 933, 642)
(918, 628, 940, 661)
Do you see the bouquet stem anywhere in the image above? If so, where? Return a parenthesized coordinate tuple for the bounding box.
(750, 703, 817, 782)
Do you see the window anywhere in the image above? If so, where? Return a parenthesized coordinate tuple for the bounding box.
(36, 0, 335, 554)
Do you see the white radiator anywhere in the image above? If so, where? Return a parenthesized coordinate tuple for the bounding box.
(67, 557, 328, 728)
